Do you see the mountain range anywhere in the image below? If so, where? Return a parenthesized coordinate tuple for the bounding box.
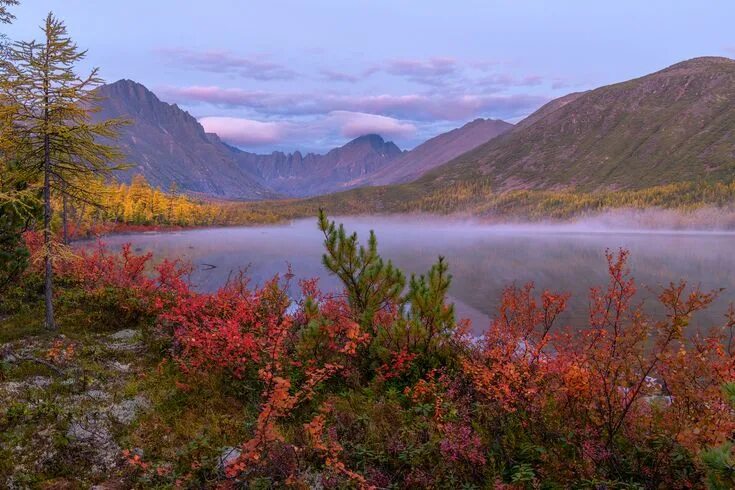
(230, 133, 404, 197)
(97, 56, 735, 206)
(243, 56, 735, 220)
(95, 80, 512, 198)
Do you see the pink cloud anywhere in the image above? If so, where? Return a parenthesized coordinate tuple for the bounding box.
(156, 47, 297, 81)
(365, 57, 460, 85)
(199, 117, 287, 146)
(160, 85, 548, 122)
(327, 111, 416, 138)
(197, 112, 415, 149)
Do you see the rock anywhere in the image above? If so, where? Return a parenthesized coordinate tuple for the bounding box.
(108, 329, 137, 341)
(216, 446, 242, 474)
(67, 414, 112, 445)
(0, 376, 52, 395)
(85, 389, 112, 402)
(29, 376, 52, 388)
(67, 413, 120, 467)
(90, 479, 128, 490)
(0, 381, 24, 394)
(109, 396, 150, 425)
(109, 361, 131, 373)
(1, 352, 18, 363)
(106, 329, 142, 352)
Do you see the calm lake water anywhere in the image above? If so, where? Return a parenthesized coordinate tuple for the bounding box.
(97, 218, 735, 334)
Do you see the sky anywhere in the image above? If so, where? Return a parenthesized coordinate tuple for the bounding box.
(3, 1, 734, 153)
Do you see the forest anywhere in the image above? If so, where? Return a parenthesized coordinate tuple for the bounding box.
(49, 176, 735, 238)
(2, 2, 735, 488)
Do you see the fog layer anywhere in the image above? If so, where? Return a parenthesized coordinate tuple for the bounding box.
(96, 216, 735, 334)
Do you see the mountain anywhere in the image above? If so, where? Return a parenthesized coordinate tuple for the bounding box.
(95, 79, 516, 199)
(233, 134, 404, 197)
(350, 118, 512, 186)
(513, 92, 585, 130)
(255, 57, 735, 220)
(95, 79, 274, 199)
(418, 56, 735, 191)
(95, 80, 409, 198)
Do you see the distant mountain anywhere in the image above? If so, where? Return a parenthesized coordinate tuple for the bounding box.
(351, 118, 512, 186)
(419, 56, 735, 191)
(95, 79, 274, 199)
(233, 134, 404, 197)
(266, 57, 735, 219)
(95, 79, 518, 199)
(95, 80, 408, 198)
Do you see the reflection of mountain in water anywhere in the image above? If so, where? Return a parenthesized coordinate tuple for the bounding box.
(95, 219, 735, 334)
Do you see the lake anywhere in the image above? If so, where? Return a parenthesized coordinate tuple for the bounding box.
(96, 217, 735, 334)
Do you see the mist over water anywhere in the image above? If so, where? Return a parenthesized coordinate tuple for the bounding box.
(97, 216, 735, 334)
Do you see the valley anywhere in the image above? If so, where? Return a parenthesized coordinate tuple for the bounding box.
(2, 1, 735, 487)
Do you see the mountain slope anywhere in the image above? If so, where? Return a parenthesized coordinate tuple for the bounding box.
(233, 134, 404, 197)
(419, 56, 735, 191)
(244, 57, 735, 221)
(95, 80, 519, 199)
(95, 80, 408, 198)
(351, 118, 512, 186)
(95, 80, 274, 199)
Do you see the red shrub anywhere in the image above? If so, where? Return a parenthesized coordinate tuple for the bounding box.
(464, 248, 735, 483)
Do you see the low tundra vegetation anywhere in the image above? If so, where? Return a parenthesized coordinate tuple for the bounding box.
(2, 211, 735, 488)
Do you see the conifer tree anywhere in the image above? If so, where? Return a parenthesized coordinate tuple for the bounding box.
(318, 209, 405, 329)
(0, 0, 18, 25)
(1, 12, 125, 329)
(0, 0, 36, 293)
(404, 256, 456, 355)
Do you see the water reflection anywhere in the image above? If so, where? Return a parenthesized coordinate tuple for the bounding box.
(95, 218, 735, 334)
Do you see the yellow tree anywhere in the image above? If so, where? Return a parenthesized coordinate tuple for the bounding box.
(1, 12, 125, 329)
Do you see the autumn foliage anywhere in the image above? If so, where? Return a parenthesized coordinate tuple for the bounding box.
(15, 215, 735, 488)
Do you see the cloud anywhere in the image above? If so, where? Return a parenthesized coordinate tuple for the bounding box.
(327, 111, 416, 138)
(320, 69, 361, 83)
(199, 117, 288, 146)
(366, 57, 460, 85)
(197, 111, 415, 149)
(156, 47, 297, 81)
(160, 85, 548, 122)
(476, 73, 544, 88)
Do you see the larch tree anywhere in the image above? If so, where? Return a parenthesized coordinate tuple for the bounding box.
(0, 0, 35, 293)
(1, 12, 125, 329)
(0, 0, 18, 25)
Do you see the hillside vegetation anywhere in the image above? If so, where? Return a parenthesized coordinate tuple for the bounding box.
(231, 179, 735, 224)
(418, 57, 735, 192)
